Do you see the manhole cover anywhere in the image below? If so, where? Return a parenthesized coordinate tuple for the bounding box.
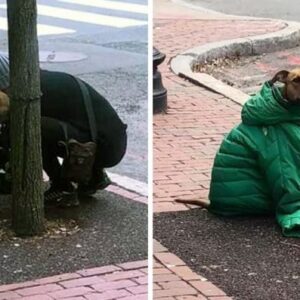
(39, 51, 87, 63)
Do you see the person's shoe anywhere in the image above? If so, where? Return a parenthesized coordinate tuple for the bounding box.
(78, 169, 112, 197)
(44, 183, 79, 207)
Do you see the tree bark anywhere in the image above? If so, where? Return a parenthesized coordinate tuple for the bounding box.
(7, 0, 45, 236)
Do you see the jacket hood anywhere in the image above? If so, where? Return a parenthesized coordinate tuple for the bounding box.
(242, 81, 300, 126)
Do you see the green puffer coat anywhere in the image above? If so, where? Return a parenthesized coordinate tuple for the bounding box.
(209, 81, 300, 237)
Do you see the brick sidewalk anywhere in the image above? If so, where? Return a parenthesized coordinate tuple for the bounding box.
(0, 260, 147, 299)
(153, 240, 231, 300)
(153, 0, 287, 299)
(154, 18, 285, 213)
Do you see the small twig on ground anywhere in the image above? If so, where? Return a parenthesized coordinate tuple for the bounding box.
(280, 241, 300, 249)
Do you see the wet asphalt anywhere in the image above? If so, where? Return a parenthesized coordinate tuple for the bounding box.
(154, 209, 300, 300)
(187, 0, 300, 22)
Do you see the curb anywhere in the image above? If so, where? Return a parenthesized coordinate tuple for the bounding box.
(107, 171, 148, 198)
(170, 20, 300, 106)
(106, 184, 148, 204)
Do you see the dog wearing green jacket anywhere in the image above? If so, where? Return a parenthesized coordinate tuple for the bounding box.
(177, 68, 300, 238)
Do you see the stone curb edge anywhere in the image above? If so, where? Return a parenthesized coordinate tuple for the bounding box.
(102, 183, 148, 205)
(170, 20, 300, 106)
(107, 171, 148, 198)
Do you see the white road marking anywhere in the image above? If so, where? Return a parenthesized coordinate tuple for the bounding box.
(0, 17, 75, 36)
(58, 0, 148, 15)
(0, 4, 147, 28)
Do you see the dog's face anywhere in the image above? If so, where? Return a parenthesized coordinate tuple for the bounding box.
(0, 91, 9, 122)
(59, 139, 97, 166)
(272, 69, 300, 102)
(68, 140, 97, 166)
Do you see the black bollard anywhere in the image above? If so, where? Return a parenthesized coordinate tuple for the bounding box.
(153, 47, 167, 113)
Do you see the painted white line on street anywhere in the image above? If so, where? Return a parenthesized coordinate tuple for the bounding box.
(58, 0, 148, 15)
(0, 4, 147, 28)
(107, 171, 148, 197)
(0, 17, 75, 36)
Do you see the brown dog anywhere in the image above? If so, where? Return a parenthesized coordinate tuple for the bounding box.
(0, 91, 9, 122)
(58, 139, 97, 185)
(176, 68, 300, 208)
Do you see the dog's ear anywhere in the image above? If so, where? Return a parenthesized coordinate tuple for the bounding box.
(271, 70, 289, 84)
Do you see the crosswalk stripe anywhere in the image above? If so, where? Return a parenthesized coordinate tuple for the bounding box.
(0, 17, 75, 36)
(0, 4, 147, 28)
(58, 0, 148, 15)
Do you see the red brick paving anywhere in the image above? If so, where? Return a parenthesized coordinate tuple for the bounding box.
(0, 260, 147, 299)
(153, 13, 286, 213)
(153, 1, 287, 299)
(153, 240, 232, 300)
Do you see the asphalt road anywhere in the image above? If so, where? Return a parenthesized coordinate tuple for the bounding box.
(186, 0, 300, 21)
(0, 0, 148, 182)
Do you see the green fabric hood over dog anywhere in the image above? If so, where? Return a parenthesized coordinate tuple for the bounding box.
(209, 81, 300, 238)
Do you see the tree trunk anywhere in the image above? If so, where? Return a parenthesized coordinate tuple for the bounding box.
(7, 0, 45, 236)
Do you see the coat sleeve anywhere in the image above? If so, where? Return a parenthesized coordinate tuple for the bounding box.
(260, 124, 300, 237)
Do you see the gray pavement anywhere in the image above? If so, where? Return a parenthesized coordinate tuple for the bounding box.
(186, 0, 300, 21)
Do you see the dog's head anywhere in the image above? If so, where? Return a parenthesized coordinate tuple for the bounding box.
(271, 69, 300, 103)
(0, 91, 9, 122)
(59, 139, 97, 165)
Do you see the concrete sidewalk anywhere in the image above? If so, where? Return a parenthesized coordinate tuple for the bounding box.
(153, 0, 290, 298)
